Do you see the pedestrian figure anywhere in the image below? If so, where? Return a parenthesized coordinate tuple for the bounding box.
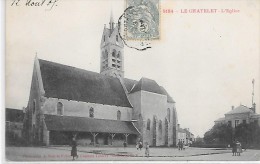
(232, 140, 237, 156)
(139, 141, 143, 151)
(181, 141, 184, 150)
(71, 135, 78, 160)
(136, 142, 139, 150)
(178, 141, 182, 150)
(123, 141, 127, 149)
(236, 141, 242, 156)
(145, 142, 150, 157)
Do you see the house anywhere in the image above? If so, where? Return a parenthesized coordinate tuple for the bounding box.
(6, 108, 24, 145)
(214, 104, 260, 128)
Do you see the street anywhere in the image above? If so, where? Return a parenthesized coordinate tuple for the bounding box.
(5, 146, 260, 161)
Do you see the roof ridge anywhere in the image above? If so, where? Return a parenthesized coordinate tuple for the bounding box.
(39, 58, 119, 80)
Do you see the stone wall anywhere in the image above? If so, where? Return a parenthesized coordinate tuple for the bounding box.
(41, 98, 132, 121)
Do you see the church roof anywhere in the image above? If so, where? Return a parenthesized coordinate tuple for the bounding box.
(225, 105, 253, 115)
(44, 114, 139, 134)
(122, 78, 138, 92)
(39, 59, 132, 107)
(160, 86, 175, 103)
(123, 78, 175, 103)
(130, 77, 165, 95)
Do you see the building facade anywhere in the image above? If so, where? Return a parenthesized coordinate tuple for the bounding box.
(23, 15, 178, 147)
(177, 128, 187, 145)
(6, 108, 24, 145)
(177, 124, 195, 146)
(214, 104, 260, 128)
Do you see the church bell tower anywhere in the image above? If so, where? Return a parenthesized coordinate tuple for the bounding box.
(100, 12, 124, 78)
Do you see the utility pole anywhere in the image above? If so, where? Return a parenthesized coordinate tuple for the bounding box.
(252, 79, 255, 106)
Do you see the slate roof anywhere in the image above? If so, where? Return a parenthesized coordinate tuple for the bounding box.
(39, 59, 132, 108)
(130, 77, 165, 95)
(160, 86, 175, 103)
(123, 78, 138, 92)
(44, 114, 139, 134)
(225, 105, 253, 115)
(123, 78, 175, 103)
(6, 108, 24, 122)
(38, 59, 175, 106)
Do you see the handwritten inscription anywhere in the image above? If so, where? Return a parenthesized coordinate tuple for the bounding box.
(11, 0, 59, 10)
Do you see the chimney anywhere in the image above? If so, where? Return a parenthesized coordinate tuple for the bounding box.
(232, 106, 234, 110)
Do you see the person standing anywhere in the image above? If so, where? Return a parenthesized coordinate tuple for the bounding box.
(139, 141, 143, 151)
(181, 141, 184, 150)
(178, 141, 182, 150)
(123, 141, 127, 149)
(236, 141, 242, 156)
(145, 142, 150, 157)
(232, 140, 237, 156)
(136, 142, 139, 150)
(71, 136, 78, 160)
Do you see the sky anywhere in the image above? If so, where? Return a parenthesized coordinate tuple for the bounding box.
(5, 0, 260, 137)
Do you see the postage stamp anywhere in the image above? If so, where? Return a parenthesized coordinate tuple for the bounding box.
(124, 0, 160, 40)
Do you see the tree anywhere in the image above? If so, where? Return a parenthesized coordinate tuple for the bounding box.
(204, 123, 232, 145)
(235, 122, 260, 148)
(204, 122, 260, 148)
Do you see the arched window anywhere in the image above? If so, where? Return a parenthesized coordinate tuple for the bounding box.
(152, 115, 157, 146)
(117, 110, 121, 120)
(116, 35, 118, 42)
(89, 107, 94, 118)
(112, 49, 116, 57)
(57, 102, 63, 115)
(159, 120, 162, 133)
(165, 118, 169, 145)
(33, 100, 36, 114)
(103, 36, 105, 42)
(117, 51, 121, 59)
(167, 108, 170, 122)
(147, 119, 151, 130)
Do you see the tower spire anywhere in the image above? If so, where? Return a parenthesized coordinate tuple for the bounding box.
(110, 10, 114, 24)
(100, 10, 124, 78)
(109, 10, 114, 32)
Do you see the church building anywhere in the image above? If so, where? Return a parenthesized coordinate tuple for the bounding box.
(23, 14, 178, 147)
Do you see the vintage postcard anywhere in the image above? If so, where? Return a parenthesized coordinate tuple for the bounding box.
(4, 0, 260, 162)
